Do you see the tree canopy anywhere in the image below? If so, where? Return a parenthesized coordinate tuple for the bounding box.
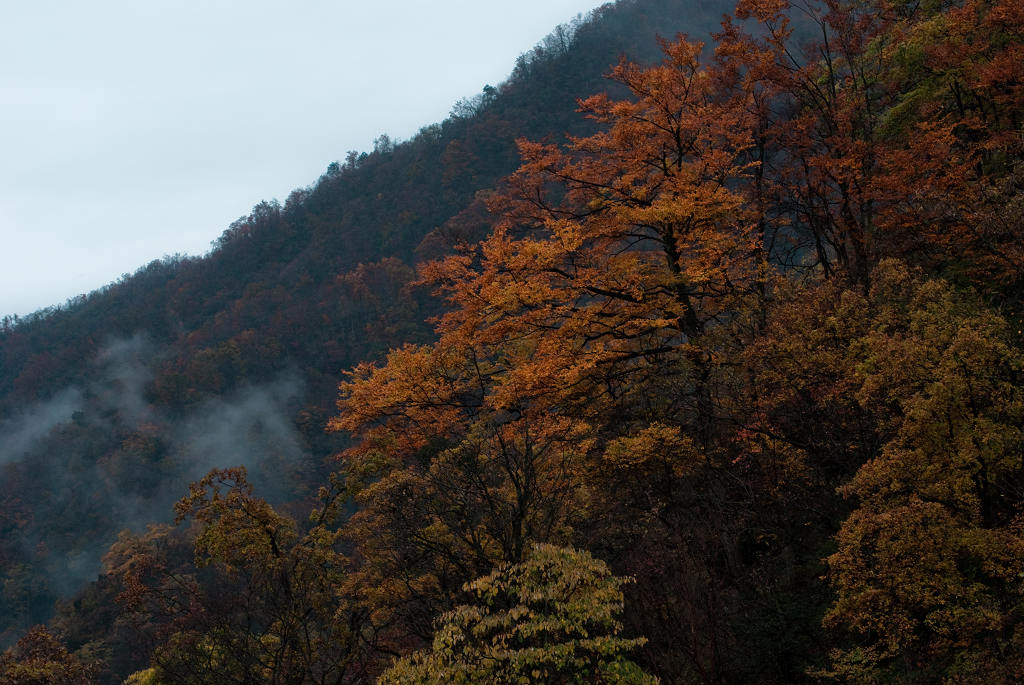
(2, 0, 1023, 682)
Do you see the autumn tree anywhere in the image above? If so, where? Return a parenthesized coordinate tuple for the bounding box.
(332, 341, 594, 648)
(109, 467, 369, 685)
(329, 32, 769, 661)
(715, 0, 1024, 289)
(822, 262, 1024, 682)
(0, 625, 101, 685)
(420, 36, 763, 427)
(329, 2, 1024, 681)
(378, 544, 657, 685)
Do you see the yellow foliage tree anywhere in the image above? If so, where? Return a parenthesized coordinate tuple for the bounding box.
(823, 262, 1024, 681)
(378, 544, 657, 685)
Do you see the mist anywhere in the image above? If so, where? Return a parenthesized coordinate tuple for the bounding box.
(0, 334, 314, 614)
(0, 387, 83, 466)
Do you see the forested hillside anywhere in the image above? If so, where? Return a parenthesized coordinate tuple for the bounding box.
(0, 0, 728, 672)
(2, 0, 1022, 681)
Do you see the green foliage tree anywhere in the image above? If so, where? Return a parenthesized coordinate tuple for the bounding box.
(378, 544, 657, 685)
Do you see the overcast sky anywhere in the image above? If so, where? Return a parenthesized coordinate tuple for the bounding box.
(0, 1, 607, 317)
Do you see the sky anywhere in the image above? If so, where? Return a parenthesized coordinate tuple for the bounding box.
(0, 0, 607, 317)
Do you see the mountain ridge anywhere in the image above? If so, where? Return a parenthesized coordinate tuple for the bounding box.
(0, 0, 731, 650)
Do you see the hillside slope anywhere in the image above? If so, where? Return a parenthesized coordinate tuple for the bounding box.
(0, 0, 731, 647)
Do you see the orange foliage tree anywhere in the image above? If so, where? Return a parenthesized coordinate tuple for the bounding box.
(329, 33, 766, 656)
(329, 0, 1024, 680)
(716, 0, 1024, 290)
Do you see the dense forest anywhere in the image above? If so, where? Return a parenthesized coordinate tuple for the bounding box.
(1, 0, 1022, 681)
